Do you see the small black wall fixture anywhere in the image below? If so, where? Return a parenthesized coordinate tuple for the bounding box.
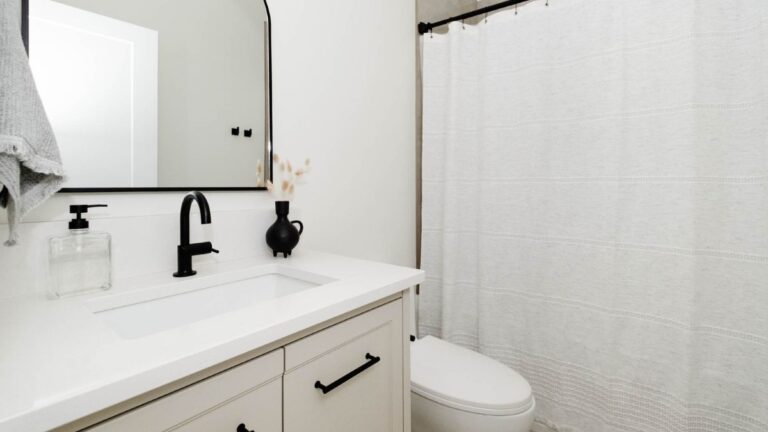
(244, 129, 253, 138)
(231, 127, 240, 136)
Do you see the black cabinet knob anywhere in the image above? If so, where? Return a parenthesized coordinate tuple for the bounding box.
(237, 424, 253, 432)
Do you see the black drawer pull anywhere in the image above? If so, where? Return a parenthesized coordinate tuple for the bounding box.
(237, 424, 253, 432)
(314, 353, 381, 394)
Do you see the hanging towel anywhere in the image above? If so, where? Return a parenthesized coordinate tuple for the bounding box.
(0, 0, 65, 245)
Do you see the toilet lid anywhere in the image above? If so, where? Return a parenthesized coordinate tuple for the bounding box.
(411, 336, 534, 416)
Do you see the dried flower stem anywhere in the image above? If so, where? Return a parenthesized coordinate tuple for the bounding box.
(268, 153, 311, 201)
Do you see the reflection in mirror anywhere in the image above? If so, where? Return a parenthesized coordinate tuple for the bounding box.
(28, 0, 271, 190)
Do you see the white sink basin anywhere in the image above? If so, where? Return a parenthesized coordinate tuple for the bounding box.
(86, 266, 335, 339)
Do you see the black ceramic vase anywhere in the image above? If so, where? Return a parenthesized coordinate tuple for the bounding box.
(266, 201, 304, 258)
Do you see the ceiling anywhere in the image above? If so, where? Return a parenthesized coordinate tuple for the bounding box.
(417, 0, 510, 24)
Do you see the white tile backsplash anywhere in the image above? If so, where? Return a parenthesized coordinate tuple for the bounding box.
(0, 193, 279, 300)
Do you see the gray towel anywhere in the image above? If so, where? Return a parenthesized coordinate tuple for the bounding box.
(0, 0, 65, 245)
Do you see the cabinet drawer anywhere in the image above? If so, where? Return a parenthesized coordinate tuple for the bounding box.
(89, 349, 283, 431)
(173, 378, 281, 432)
(284, 300, 404, 432)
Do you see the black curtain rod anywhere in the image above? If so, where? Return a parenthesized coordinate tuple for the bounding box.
(418, 0, 530, 34)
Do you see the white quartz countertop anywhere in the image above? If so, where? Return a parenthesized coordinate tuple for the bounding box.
(0, 251, 424, 431)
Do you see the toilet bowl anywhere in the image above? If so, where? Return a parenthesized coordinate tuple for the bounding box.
(411, 336, 535, 432)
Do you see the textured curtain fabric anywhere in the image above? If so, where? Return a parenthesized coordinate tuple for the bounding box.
(419, 1, 768, 431)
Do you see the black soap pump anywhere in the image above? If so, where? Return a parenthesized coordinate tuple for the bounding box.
(49, 204, 112, 298)
(69, 204, 107, 229)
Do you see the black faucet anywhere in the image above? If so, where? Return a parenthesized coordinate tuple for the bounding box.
(174, 191, 219, 277)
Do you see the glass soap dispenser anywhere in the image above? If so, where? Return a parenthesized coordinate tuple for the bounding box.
(49, 204, 112, 298)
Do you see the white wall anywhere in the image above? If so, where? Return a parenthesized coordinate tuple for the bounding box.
(0, 0, 416, 299)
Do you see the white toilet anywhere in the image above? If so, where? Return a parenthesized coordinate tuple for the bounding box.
(411, 336, 535, 432)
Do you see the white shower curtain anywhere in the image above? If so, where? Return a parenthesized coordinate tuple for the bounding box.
(419, 1, 768, 431)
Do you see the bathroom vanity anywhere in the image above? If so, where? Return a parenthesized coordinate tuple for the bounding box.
(0, 252, 423, 432)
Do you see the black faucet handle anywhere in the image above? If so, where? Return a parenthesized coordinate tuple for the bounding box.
(184, 241, 218, 256)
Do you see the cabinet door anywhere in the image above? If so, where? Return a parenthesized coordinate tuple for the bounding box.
(88, 349, 283, 431)
(284, 300, 404, 432)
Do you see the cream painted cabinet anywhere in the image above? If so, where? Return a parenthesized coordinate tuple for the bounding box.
(84, 298, 407, 432)
(88, 349, 283, 432)
(284, 300, 404, 432)
(172, 379, 281, 432)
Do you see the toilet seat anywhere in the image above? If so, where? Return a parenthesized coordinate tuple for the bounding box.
(411, 336, 534, 416)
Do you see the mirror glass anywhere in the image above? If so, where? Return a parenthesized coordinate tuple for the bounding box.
(27, 0, 271, 190)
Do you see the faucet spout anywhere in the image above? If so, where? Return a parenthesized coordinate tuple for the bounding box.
(180, 191, 211, 246)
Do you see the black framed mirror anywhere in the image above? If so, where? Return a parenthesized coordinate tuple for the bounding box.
(21, 0, 273, 193)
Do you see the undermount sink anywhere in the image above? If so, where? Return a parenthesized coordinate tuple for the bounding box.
(86, 266, 335, 339)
